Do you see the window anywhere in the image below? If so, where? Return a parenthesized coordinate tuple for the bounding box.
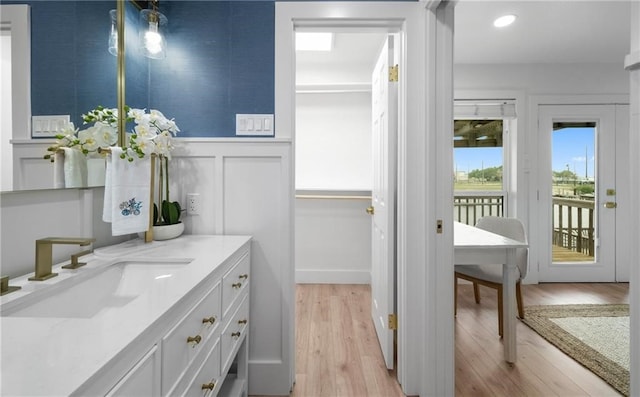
(453, 100, 515, 225)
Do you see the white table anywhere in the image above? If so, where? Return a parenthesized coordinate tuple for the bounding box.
(454, 222, 528, 364)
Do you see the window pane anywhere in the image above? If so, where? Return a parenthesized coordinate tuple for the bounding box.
(453, 120, 503, 191)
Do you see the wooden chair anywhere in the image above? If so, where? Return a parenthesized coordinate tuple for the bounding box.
(454, 216, 528, 337)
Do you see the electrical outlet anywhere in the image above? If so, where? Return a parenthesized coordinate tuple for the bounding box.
(186, 193, 200, 215)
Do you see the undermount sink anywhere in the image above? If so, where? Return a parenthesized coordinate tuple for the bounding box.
(1, 260, 190, 318)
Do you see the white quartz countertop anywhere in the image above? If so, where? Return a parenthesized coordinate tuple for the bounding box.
(0, 235, 251, 396)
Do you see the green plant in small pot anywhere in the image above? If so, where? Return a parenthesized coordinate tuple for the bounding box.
(155, 155, 182, 226)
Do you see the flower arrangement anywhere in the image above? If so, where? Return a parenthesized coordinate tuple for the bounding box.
(44, 105, 182, 226)
(44, 106, 119, 160)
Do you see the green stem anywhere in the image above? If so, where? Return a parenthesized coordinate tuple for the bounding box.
(164, 156, 170, 202)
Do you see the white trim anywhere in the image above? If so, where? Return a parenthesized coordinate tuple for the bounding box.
(295, 269, 371, 284)
(627, 4, 639, 395)
(0, 5, 30, 142)
(454, 89, 527, 221)
(424, 2, 455, 396)
(527, 95, 629, 284)
(276, 2, 430, 394)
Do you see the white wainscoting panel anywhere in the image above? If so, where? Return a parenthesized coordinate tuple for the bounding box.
(173, 139, 294, 395)
(295, 196, 371, 284)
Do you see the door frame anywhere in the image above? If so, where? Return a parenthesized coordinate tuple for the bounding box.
(537, 104, 617, 282)
(527, 95, 629, 284)
(275, 2, 455, 395)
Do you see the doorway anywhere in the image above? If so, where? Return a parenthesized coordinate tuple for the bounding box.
(293, 27, 399, 374)
(537, 104, 630, 282)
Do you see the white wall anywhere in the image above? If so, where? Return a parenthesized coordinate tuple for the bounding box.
(1, 32, 13, 191)
(295, 90, 373, 284)
(0, 188, 128, 279)
(455, 63, 628, 95)
(296, 91, 372, 190)
(295, 197, 371, 284)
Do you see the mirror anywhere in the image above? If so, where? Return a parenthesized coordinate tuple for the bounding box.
(2, 1, 119, 192)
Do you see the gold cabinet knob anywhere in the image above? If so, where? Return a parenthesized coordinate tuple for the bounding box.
(604, 202, 617, 208)
(239, 274, 248, 280)
(238, 319, 247, 325)
(202, 316, 216, 325)
(232, 282, 242, 289)
(366, 206, 375, 215)
(201, 382, 216, 391)
(187, 335, 202, 347)
(231, 331, 241, 339)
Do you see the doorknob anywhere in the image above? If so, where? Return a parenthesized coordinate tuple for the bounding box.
(604, 202, 617, 209)
(366, 206, 375, 215)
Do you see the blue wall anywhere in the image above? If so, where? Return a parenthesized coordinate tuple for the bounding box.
(144, 1, 275, 137)
(13, 1, 275, 137)
(4, 1, 119, 128)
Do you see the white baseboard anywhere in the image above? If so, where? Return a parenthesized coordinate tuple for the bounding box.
(295, 269, 371, 284)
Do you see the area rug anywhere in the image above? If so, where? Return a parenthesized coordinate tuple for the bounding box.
(522, 304, 630, 396)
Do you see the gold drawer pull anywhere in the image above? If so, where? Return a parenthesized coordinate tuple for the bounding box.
(238, 319, 247, 325)
(231, 331, 241, 339)
(202, 316, 216, 325)
(232, 282, 242, 289)
(201, 381, 216, 391)
(187, 335, 202, 347)
(238, 274, 248, 280)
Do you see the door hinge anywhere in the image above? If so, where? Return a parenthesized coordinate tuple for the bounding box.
(389, 64, 399, 82)
(388, 313, 398, 330)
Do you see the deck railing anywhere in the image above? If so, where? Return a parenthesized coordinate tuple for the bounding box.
(454, 194, 595, 259)
(454, 193, 504, 226)
(552, 196, 595, 257)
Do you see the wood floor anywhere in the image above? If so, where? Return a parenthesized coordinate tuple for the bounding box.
(270, 282, 629, 397)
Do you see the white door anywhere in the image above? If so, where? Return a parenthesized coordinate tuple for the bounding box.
(369, 35, 397, 369)
(538, 105, 618, 282)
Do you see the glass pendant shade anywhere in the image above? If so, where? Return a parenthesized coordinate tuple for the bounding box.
(108, 9, 117, 56)
(139, 9, 168, 59)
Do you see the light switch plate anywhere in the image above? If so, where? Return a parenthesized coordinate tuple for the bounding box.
(32, 115, 70, 138)
(236, 114, 274, 136)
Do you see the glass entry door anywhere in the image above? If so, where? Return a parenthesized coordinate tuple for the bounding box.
(538, 105, 616, 282)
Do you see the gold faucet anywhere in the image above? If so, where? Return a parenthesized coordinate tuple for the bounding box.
(29, 237, 96, 281)
(1, 276, 21, 296)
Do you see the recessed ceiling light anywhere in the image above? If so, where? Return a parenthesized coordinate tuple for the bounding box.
(295, 32, 333, 52)
(493, 14, 517, 28)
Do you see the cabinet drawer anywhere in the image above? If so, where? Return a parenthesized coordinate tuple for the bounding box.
(221, 252, 250, 319)
(180, 337, 221, 397)
(220, 293, 249, 375)
(162, 281, 222, 395)
(106, 345, 160, 397)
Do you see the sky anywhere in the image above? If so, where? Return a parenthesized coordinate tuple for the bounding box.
(453, 127, 595, 179)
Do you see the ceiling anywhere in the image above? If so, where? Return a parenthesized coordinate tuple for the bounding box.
(295, 1, 633, 81)
(454, 0, 631, 64)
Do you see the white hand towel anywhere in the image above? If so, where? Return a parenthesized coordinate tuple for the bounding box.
(103, 147, 151, 236)
(62, 147, 88, 188)
(53, 151, 65, 188)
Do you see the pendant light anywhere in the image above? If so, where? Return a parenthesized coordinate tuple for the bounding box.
(139, 0, 167, 59)
(108, 9, 117, 56)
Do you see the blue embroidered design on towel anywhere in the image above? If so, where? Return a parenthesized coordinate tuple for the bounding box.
(120, 198, 143, 216)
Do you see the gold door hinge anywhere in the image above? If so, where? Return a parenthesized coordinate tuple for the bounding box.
(389, 65, 399, 82)
(388, 313, 398, 330)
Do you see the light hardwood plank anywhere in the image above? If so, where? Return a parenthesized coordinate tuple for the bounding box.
(251, 282, 628, 397)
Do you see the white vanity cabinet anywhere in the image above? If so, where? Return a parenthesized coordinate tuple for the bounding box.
(62, 236, 252, 397)
(163, 249, 251, 397)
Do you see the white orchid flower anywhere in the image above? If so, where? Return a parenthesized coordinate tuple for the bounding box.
(94, 123, 118, 147)
(154, 130, 174, 157)
(78, 126, 100, 152)
(135, 136, 157, 156)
